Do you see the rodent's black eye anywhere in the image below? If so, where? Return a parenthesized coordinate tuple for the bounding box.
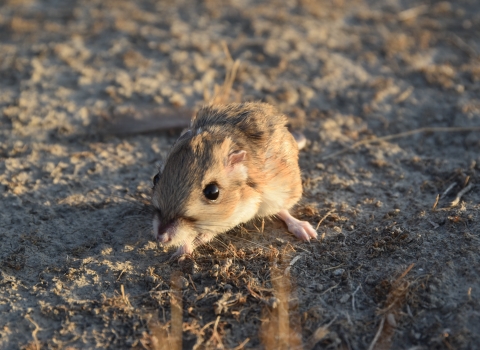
(203, 183, 219, 201)
(153, 173, 160, 186)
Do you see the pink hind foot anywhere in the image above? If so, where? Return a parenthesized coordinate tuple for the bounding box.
(277, 209, 318, 241)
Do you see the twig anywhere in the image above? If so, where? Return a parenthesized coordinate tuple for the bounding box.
(322, 126, 480, 160)
(447, 33, 479, 58)
(440, 182, 457, 199)
(25, 315, 42, 350)
(316, 209, 336, 230)
(397, 263, 415, 282)
(450, 183, 474, 207)
(428, 220, 439, 229)
(233, 338, 250, 350)
(351, 285, 361, 312)
(464, 176, 470, 188)
(367, 316, 385, 350)
(432, 194, 440, 211)
(321, 283, 340, 295)
(394, 86, 413, 104)
(398, 5, 427, 21)
(284, 254, 304, 276)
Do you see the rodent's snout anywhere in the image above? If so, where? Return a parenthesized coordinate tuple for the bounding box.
(152, 216, 177, 243)
(157, 232, 171, 243)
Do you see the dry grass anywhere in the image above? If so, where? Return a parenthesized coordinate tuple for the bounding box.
(140, 273, 183, 350)
(322, 126, 480, 160)
(258, 247, 305, 350)
(205, 42, 241, 106)
(368, 264, 415, 350)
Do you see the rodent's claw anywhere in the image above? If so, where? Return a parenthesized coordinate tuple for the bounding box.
(289, 220, 318, 241)
(170, 243, 194, 261)
(278, 209, 318, 241)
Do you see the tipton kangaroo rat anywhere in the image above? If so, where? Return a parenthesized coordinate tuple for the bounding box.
(151, 102, 317, 257)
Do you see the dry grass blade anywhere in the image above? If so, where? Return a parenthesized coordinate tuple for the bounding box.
(398, 5, 427, 21)
(316, 209, 335, 230)
(369, 264, 415, 350)
(440, 182, 457, 199)
(142, 273, 183, 350)
(260, 249, 302, 350)
(25, 315, 42, 350)
(170, 272, 184, 350)
(450, 183, 474, 207)
(367, 316, 386, 350)
(232, 338, 250, 350)
(432, 194, 440, 211)
(322, 127, 480, 160)
(304, 317, 336, 350)
(208, 44, 241, 106)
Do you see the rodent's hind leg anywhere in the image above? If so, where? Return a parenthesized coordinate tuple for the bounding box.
(277, 209, 317, 241)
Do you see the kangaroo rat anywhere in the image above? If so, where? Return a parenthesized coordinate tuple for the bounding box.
(151, 102, 317, 257)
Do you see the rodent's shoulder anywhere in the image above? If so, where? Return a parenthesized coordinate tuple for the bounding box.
(191, 102, 289, 145)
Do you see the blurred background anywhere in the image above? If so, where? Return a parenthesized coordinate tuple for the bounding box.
(1, 0, 479, 138)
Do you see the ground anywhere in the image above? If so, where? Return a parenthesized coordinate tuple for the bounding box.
(1, 0, 480, 349)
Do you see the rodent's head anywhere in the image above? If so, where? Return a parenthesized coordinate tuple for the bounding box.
(151, 129, 260, 250)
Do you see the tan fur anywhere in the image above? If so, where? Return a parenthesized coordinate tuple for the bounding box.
(151, 102, 305, 256)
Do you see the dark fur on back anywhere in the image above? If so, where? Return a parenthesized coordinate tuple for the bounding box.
(192, 103, 288, 151)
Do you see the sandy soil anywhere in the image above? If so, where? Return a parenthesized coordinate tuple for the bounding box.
(1, 0, 480, 349)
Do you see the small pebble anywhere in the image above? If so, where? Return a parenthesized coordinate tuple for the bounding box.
(387, 313, 397, 327)
(339, 294, 350, 303)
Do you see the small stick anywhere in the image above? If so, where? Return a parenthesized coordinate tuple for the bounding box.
(450, 183, 474, 207)
(428, 220, 439, 229)
(25, 315, 42, 350)
(394, 86, 413, 104)
(316, 209, 336, 230)
(322, 126, 480, 160)
(367, 316, 385, 350)
(284, 254, 304, 276)
(448, 33, 478, 58)
(432, 194, 440, 211)
(233, 338, 250, 350)
(464, 176, 470, 188)
(321, 283, 340, 295)
(351, 285, 361, 313)
(398, 5, 427, 21)
(440, 182, 457, 199)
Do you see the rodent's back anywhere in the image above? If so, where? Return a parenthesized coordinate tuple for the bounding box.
(192, 102, 289, 152)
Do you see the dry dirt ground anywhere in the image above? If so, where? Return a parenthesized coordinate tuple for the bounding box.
(1, 0, 480, 349)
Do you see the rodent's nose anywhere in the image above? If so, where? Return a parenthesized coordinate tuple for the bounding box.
(153, 215, 175, 242)
(156, 219, 176, 242)
(157, 233, 171, 243)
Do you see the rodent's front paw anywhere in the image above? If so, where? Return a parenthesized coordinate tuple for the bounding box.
(170, 243, 194, 262)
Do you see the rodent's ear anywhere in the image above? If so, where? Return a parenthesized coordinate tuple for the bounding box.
(228, 150, 246, 166)
(221, 137, 247, 168)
